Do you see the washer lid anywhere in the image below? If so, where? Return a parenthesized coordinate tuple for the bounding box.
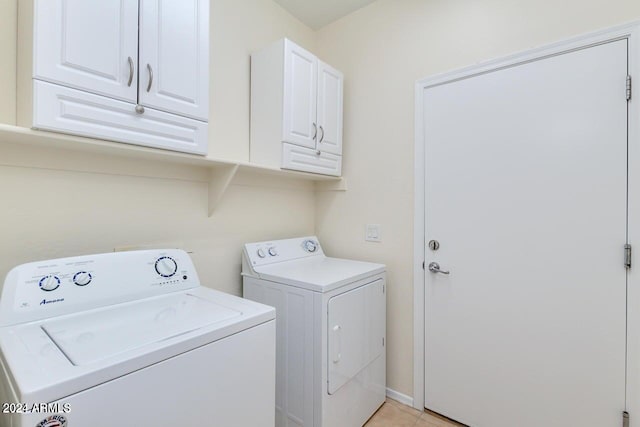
(41, 293, 242, 366)
(0, 286, 274, 404)
(253, 257, 385, 292)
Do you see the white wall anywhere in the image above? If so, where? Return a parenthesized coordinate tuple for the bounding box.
(0, 160, 315, 297)
(315, 0, 640, 398)
(0, 0, 16, 125)
(0, 0, 317, 297)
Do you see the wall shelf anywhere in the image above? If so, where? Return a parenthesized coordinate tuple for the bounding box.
(0, 124, 346, 216)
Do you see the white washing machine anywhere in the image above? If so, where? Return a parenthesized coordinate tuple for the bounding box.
(242, 236, 386, 427)
(0, 249, 276, 427)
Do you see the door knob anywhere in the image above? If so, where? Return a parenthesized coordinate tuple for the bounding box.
(428, 262, 450, 275)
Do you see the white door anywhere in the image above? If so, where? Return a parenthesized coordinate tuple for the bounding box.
(139, 0, 209, 121)
(34, 0, 138, 102)
(282, 40, 318, 149)
(423, 40, 628, 427)
(328, 279, 385, 394)
(317, 61, 344, 155)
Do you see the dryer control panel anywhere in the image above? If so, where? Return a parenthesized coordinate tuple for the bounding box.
(0, 249, 199, 326)
(243, 236, 325, 268)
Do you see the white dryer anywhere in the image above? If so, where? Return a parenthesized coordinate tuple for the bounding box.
(0, 249, 276, 427)
(242, 236, 386, 427)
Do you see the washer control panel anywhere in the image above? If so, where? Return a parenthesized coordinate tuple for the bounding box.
(244, 236, 324, 267)
(0, 249, 199, 326)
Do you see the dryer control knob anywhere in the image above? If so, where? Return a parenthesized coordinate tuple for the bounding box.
(155, 256, 178, 278)
(303, 240, 318, 253)
(257, 249, 266, 258)
(268, 247, 278, 256)
(73, 271, 92, 286)
(39, 275, 61, 292)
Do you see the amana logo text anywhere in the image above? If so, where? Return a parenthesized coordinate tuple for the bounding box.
(39, 298, 64, 306)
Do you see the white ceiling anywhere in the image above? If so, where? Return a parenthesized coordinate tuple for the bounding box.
(274, 0, 377, 30)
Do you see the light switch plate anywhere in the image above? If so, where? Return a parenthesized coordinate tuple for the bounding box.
(365, 224, 381, 242)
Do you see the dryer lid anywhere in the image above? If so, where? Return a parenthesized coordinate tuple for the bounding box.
(41, 292, 242, 366)
(252, 257, 385, 292)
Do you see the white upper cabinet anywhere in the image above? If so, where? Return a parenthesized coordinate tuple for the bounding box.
(283, 40, 318, 149)
(20, 0, 210, 155)
(250, 39, 344, 176)
(317, 61, 343, 155)
(139, 0, 209, 121)
(34, 0, 139, 102)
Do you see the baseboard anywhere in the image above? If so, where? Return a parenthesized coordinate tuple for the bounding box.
(386, 387, 414, 407)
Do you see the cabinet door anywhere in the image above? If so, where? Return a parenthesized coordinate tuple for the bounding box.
(282, 40, 317, 149)
(33, 0, 139, 102)
(34, 80, 208, 155)
(317, 61, 343, 155)
(282, 143, 342, 177)
(139, 0, 209, 121)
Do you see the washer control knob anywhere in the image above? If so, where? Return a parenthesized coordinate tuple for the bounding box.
(257, 248, 266, 258)
(39, 275, 61, 292)
(73, 271, 92, 286)
(268, 247, 278, 256)
(303, 239, 318, 253)
(155, 256, 178, 278)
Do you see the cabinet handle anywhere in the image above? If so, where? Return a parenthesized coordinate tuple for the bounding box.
(146, 64, 153, 92)
(312, 123, 317, 140)
(127, 57, 134, 87)
(319, 126, 325, 143)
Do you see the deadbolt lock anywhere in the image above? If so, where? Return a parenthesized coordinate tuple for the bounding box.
(428, 240, 440, 251)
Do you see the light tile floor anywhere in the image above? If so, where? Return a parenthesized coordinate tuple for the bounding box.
(365, 398, 465, 427)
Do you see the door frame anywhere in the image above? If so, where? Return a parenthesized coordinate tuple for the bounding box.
(413, 21, 640, 417)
